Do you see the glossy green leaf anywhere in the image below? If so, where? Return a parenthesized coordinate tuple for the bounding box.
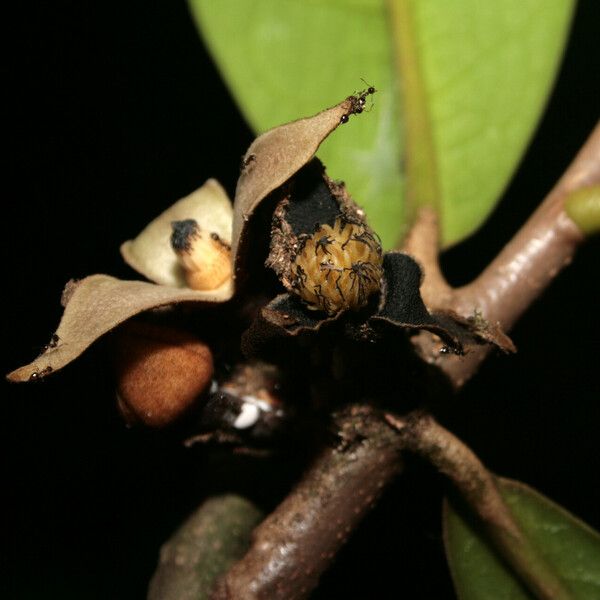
(189, 0, 574, 248)
(444, 477, 600, 600)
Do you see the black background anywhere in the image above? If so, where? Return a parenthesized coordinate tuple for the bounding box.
(4, 2, 599, 598)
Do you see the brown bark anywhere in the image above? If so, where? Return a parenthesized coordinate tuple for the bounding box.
(388, 413, 573, 600)
(409, 122, 600, 388)
(210, 406, 404, 600)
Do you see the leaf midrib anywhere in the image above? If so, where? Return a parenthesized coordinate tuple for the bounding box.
(387, 0, 440, 236)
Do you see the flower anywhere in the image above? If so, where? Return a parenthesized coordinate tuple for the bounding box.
(241, 157, 509, 361)
(8, 94, 511, 432)
(7, 179, 234, 384)
(6, 96, 357, 385)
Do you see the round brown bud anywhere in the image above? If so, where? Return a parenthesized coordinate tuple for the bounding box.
(113, 321, 214, 428)
(290, 218, 383, 315)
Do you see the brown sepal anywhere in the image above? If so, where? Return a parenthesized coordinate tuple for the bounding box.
(370, 252, 470, 353)
(241, 294, 342, 357)
(437, 309, 516, 353)
(265, 159, 368, 293)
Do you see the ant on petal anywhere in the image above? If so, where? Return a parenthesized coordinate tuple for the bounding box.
(340, 79, 376, 124)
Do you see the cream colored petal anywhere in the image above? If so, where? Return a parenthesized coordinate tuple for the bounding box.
(7, 274, 233, 382)
(121, 179, 233, 287)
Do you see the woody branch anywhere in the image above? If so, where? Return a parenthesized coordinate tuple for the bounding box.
(406, 122, 600, 389)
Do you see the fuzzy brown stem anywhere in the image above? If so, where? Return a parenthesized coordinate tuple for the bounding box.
(210, 406, 404, 600)
(389, 413, 573, 600)
(413, 122, 600, 388)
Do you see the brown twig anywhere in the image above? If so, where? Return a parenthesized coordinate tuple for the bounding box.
(210, 405, 405, 600)
(386, 413, 573, 600)
(213, 408, 574, 600)
(408, 122, 600, 388)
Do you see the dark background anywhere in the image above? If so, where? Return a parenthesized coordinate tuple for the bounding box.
(4, 2, 599, 598)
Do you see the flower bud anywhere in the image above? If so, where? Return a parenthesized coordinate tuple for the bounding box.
(170, 219, 232, 291)
(290, 217, 383, 315)
(113, 321, 214, 428)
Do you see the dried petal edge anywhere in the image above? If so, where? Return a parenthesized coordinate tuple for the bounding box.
(7, 274, 233, 382)
(232, 98, 354, 281)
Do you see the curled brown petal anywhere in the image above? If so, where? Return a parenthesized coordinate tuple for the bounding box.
(232, 98, 354, 281)
(7, 274, 232, 382)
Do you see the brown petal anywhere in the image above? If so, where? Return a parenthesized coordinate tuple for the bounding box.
(7, 274, 233, 382)
(232, 98, 354, 281)
(121, 179, 233, 287)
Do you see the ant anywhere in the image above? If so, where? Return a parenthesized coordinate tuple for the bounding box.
(312, 284, 333, 314)
(29, 366, 53, 382)
(355, 78, 376, 112)
(240, 153, 256, 172)
(341, 228, 381, 252)
(340, 79, 376, 124)
(314, 234, 334, 256)
(346, 261, 380, 302)
(292, 264, 308, 290)
(42, 333, 60, 352)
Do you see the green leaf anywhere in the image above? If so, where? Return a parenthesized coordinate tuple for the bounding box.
(444, 477, 600, 600)
(188, 0, 574, 248)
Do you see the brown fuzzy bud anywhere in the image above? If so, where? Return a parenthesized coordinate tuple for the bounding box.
(170, 219, 232, 291)
(113, 321, 214, 428)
